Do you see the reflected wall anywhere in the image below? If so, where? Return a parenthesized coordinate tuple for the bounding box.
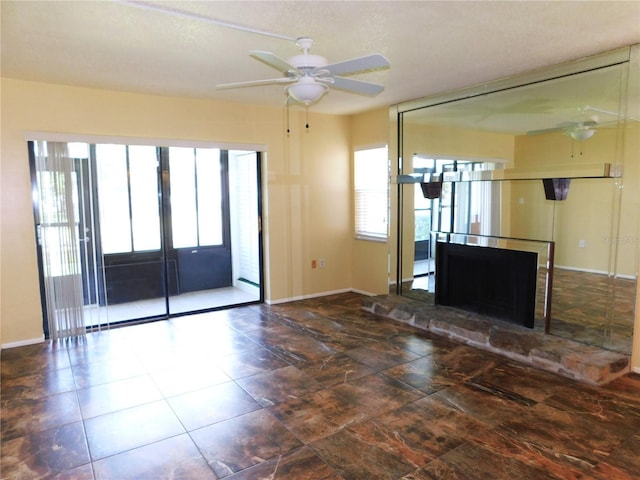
(392, 45, 639, 355)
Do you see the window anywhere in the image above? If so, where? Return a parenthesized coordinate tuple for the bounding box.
(354, 146, 388, 240)
(96, 144, 161, 254)
(412, 156, 499, 238)
(169, 147, 224, 249)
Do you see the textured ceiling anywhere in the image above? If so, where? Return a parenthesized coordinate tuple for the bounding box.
(2, 1, 640, 117)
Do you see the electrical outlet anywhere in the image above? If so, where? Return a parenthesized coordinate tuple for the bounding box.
(579, 240, 586, 248)
(319, 258, 326, 268)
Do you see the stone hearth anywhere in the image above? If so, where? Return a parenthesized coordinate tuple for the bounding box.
(362, 294, 630, 385)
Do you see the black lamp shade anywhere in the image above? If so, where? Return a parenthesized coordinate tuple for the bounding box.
(542, 178, 571, 201)
(420, 181, 442, 199)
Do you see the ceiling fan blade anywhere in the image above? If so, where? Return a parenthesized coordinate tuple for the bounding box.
(329, 76, 385, 96)
(321, 54, 390, 76)
(250, 51, 299, 75)
(526, 126, 566, 135)
(527, 119, 605, 135)
(216, 77, 296, 89)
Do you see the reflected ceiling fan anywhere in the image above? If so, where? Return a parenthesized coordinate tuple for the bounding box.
(527, 119, 601, 141)
(217, 37, 390, 106)
(526, 106, 621, 141)
(119, 1, 390, 106)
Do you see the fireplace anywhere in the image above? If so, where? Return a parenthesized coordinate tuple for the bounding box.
(435, 242, 538, 328)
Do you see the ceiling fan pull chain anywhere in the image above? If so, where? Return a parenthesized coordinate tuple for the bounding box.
(570, 139, 575, 158)
(306, 107, 310, 130)
(286, 97, 291, 134)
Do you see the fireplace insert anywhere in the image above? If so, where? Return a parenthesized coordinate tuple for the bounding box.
(435, 242, 537, 328)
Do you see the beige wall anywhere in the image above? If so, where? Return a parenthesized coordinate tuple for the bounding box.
(350, 108, 390, 295)
(403, 123, 516, 168)
(628, 122, 640, 372)
(0, 78, 352, 346)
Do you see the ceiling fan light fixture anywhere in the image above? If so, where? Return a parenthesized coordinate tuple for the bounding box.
(286, 77, 328, 105)
(568, 128, 596, 141)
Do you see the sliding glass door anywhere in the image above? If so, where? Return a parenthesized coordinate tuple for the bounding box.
(166, 148, 262, 314)
(93, 144, 168, 324)
(167, 147, 229, 314)
(31, 141, 263, 334)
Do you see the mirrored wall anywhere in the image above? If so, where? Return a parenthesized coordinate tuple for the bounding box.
(392, 45, 639, 354)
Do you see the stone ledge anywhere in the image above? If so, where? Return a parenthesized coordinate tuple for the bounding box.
(362, 294, 630, 385)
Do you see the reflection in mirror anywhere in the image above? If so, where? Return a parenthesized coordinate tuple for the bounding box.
(395, 46, 638, 355)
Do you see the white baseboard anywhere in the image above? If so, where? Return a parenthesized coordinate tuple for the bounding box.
(1, 336, 45, 350)
(554, 264, 609, 275)
(266, 288, 352, 305)
(555, 264, 637, 280)
(388, 277, 415, 287)
(351, 288, 378, 297)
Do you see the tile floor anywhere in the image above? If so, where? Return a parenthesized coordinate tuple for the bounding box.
(1, 292, 640, 479)
(84, 285, 261, 327)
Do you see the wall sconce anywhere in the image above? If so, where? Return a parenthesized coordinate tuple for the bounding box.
(542, 178, 571, 201)
(420, 181, 443, 199)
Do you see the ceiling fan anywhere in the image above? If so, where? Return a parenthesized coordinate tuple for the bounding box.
(217, 37, 390, 106)
(526, 106, 621, 141)
(118, 1, 390, 107)
(528, 120, 600, 141)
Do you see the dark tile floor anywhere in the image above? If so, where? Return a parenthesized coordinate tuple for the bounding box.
(2, 292, 640, 479)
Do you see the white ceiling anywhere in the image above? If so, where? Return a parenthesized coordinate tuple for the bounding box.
(2, 1, 640, 117)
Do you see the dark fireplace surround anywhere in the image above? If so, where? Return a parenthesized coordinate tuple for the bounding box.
(435, 242, 538, 328)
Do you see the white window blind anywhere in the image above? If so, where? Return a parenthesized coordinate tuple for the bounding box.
(232, 151, 260, 285)
(354, 146, 389, 240)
